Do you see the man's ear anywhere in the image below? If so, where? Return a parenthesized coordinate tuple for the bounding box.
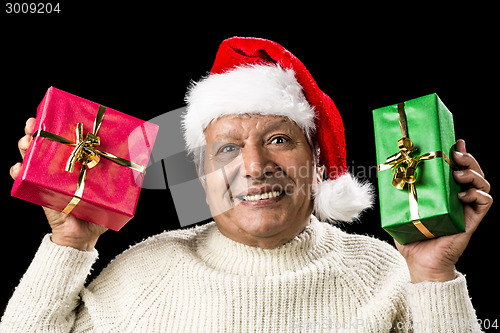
(195, 163, 213, 207)
(316, 165, 326, 183)
(195, 163, 207, 192)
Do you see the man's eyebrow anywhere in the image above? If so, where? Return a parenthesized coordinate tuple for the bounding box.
(212, 129, 243, 141)
(261, 118, 295, 132)
(212, 118, 295, 141)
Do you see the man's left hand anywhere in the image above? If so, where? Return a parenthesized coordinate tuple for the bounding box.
(395, 139, 493, 283)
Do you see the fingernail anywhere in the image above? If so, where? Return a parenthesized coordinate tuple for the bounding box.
(454, 170, 464, 176)
(458, 191, 467, 197)
(454, 151, 464, 157)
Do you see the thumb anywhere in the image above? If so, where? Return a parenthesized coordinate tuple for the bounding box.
(10, 162, 22, 180)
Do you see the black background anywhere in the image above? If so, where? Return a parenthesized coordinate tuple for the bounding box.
(1, 3, 498, 330)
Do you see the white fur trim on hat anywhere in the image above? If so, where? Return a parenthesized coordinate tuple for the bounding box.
(182, 64, 316, 154)
(313, 173, 374, 222)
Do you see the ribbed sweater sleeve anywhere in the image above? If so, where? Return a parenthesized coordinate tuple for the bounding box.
(406, 273, 483, 332)
(0, 234, 98, 333)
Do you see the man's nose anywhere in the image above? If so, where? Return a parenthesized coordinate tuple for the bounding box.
(240, 145, 276, 179)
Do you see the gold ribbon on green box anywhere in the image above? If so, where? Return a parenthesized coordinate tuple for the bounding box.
(377, 103, 456, 239)
(32, 105, 146, 214)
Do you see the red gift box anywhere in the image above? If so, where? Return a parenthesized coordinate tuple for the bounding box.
(11, 87, 159, 231)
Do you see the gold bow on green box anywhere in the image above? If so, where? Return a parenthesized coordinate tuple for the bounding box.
(373, 93, 465, 244)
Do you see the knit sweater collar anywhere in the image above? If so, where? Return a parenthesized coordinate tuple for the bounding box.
(195, 216, 342, 276)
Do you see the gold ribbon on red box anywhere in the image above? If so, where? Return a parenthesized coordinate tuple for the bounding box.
(33, 105, 146, 214)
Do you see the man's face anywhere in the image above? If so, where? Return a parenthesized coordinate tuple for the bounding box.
(200, 114, 319, 249)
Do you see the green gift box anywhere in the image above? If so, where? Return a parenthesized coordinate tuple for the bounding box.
(372, 93, 465, 244)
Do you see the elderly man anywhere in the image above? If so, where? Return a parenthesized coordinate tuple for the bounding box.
(2, 37, 492, 332)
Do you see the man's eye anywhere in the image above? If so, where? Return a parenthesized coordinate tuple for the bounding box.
(270, 136, 287, 144)
(218, 144, 240, 154)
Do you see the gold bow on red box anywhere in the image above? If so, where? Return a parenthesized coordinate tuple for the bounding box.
(33, 105, 146, 214)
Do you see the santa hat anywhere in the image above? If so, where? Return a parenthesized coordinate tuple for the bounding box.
(182, 37, 373, 222)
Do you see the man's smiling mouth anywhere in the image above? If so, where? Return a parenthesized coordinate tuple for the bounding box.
(231, 185, 287, 204)
(241, 190, 282, 201)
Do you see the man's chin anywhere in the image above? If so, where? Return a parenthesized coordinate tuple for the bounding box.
(231, 207, 296, 236)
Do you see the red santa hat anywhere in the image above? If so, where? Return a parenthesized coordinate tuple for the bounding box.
(182, 37, 373, 222)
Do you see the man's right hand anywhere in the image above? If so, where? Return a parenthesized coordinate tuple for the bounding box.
(10, 117, 107, 251)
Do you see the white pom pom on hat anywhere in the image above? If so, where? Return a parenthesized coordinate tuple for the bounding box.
(182, 37, 373, 222)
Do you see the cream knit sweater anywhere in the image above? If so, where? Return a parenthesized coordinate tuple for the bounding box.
(0, 217, 482, 332)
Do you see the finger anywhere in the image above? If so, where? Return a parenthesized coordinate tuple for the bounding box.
(25, 117, 36, 136)
(459, 189, 493, 235)
(10, 162, 22, 180)
(458, 188, 493, 212)
(18, 134, 31, 158)
(452, 151, 484, 178)
(454, 169, 491, 193)
(453, 139, 484, 177)
(455, 138, 466, 153)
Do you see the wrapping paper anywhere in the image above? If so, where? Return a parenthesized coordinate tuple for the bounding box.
(11, 87, 159, 231)
(373, 93, 464, 244)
